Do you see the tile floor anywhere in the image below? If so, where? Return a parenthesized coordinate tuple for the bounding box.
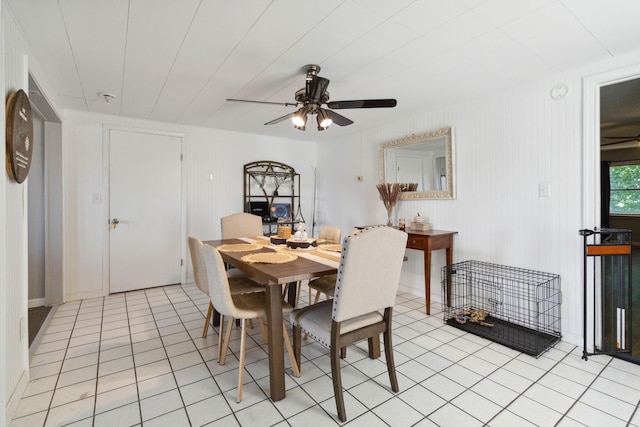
(10, 283, 640, 427)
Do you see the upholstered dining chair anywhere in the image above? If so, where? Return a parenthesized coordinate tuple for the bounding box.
(318, 225, 341, 244)
(290, 226, 407, 422)
(305, 225, 342, 306)
(220, 212, 264, 239)
(202, 243, 300, 402)
(188, 236, 264, 338)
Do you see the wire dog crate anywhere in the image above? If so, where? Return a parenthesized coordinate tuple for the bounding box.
(442, 260, 562, 357)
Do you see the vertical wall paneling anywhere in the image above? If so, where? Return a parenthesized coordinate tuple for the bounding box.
(0, 0, 7, 424)
(317, 50, 640, 346)
(3, 5, 30, 422)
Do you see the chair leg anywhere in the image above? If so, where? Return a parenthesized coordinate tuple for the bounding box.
(292, 324, 302, 372)
(202, 301, 213, 338)
(383, 327, 399, 393)
(257, 316, 268, 344)
(331, 343, 347, 422)
(282, 323, 300, 377)
(367, 335, 381, 359)
(237, 319, 247, 402)
(219, 317, 234, 365)
(296, 281, 302, 307)
(218, 315, 225, 361)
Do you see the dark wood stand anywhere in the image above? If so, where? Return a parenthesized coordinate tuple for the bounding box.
(405, 229, 457, 315)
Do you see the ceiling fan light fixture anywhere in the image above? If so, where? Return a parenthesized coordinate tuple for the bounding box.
(292, 109, 307, 127)
(317, 109, 332, 129)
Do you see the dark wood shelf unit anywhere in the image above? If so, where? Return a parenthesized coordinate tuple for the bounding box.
(243, 161, 302, 236)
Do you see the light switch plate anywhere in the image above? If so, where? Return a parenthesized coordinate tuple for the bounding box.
(538, 182, 550, 198)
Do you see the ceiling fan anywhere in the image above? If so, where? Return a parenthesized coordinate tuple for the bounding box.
(227, 64, 397, 131)
(601, 134, 640, 146)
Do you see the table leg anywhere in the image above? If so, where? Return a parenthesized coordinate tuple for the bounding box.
(445, 247, 453, 308)
(425, 250, 432, 315)
(265, 284, 285, 401)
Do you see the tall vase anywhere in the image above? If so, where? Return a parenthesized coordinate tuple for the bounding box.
(386, 205, 393, 227)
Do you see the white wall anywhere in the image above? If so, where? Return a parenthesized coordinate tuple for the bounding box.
(2, 4, 66, 423)
(1, 1, 7, 423)
(317, 49, 640, 347)
(3, 6, 31, 423)
(28, 112, 45, 303)
(61, 111, 316, 300)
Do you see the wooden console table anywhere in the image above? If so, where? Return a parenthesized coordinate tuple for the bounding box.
(405, 229, 457, 315)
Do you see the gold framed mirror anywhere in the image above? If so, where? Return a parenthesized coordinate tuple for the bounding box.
(378, 127, 455, 199)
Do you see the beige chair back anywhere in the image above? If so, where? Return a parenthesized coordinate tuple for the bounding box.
(188, 236, 209, 295)
(332, 226, 407, 322)
(221, 213, 263, 239)
(202, 244, 242, 318)
(318, 226, 341, 243)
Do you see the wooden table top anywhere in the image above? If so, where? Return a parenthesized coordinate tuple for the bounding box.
(405, 229, 458, 237)
(203, 238, 338, 285)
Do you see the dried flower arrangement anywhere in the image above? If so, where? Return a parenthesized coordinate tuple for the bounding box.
(376, 183, 401, 226)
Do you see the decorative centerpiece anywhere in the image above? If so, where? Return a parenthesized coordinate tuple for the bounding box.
(286, 238, 317, 250)
(286, 222, 317, 250)
(376, 183, 401, 226)
(271, 224, 292, 245)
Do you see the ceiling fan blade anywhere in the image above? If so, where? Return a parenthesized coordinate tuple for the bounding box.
(325, 109, 353, 126)
(326, 99, 397, 109)
(227, 98, 298, 107)
(264, 112, 296, 125)
(308, 76, 330, 103)
(602, 137, 640, 145)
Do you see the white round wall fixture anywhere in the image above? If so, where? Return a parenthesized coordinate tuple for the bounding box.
(550, 84, 569, 100)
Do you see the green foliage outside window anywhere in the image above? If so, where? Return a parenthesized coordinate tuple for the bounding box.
(610, 164, 640, 214)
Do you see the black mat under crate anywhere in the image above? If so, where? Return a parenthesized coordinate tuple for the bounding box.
(446, 315, 561, 358)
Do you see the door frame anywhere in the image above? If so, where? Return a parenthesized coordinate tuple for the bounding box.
(101, 125, 187, 294)
(582, 63, 640, 353)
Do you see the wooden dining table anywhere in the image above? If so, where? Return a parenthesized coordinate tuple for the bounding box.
(203, 237, 338, 401)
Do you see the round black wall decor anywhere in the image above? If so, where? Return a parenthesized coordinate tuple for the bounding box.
(6, 89, 34, 183)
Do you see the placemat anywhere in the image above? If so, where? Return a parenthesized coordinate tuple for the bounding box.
(217, 243, 261, 252)
(318, 244, 342, 252)
(241, 252, 298, 264)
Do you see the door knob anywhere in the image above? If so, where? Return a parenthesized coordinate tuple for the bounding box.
(111, 218, 119, 229)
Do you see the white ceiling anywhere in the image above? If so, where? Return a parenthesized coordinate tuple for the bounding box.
(8, 0, 640, 141)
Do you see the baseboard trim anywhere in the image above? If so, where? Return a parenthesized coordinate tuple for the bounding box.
(28, 298, 45, 308)
(5, 369, 28, 426)
(29, 305, 57, 360)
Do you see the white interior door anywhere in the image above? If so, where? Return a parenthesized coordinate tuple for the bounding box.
(109, 129, 182, 293)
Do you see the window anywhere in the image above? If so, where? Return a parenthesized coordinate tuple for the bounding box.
(610, 163, 640, 214)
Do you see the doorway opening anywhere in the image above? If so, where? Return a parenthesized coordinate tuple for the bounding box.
(27, 74, 63, 352)
(600, 77, 640, 363)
